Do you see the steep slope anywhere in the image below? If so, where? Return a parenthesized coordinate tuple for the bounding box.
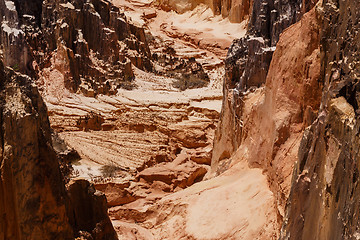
(212, 0, 319, 169)
(38, 0, 151, 97)
(0, 1, 118, 239)
(0, 61, 118, 240)
(0, 62, 73, 240)
(211, 0, 321, 213)
(280, 1, 360, 239)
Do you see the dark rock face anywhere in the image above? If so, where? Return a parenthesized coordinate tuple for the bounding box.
(0, 63, 117, 240)
(13, 0, 43, 26)
(226, 0, 311, 92)
(280, 1, 360, 239)
(4, 0, 151, 97)
(67, 179, 118, 240)
(0, 62, 74, 240)
(36, 0, 151, 96)
(0, 0, 32, 74)
(0, 1, 118, 239)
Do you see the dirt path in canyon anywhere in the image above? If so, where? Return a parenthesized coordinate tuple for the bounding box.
(44, 1, 278, 239)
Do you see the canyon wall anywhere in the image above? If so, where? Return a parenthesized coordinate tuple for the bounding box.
(211, 0, 322, 224)
(213, 0, 360, 238)
(212, 0, 252, 22)
(0, 61, 74, 240)
(154, 0, 252, 23)
(280, 0, 360, 239)
(34, 0, 151, 97)
(0, 60, 118, 240)
(154, 0, 318, 24)
(212, 0, 319, 172)
(0, 0, 118, 239)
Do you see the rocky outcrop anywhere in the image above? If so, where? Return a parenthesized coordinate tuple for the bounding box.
(154, 46, 210, 91)
(212, 0, 319, 171)
(154, 0, 251, 23)
(212, 0, 252, 23)
(153, 0, 213, 13)
(67, 179, 118, 240)
(0, 1, 118, 238)
(0, 61, 74, 240)
(280, 1, 360, 239)
(225, 0, 317, 92)
(0, 0, 32, 74)
(32, 0, 151, 97)
(0, 62, 117, 240)
(211, 1, 323, 234)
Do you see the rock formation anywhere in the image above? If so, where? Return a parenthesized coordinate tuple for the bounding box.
(153, 0, 213, 13)
(4, 0, 360, 238)
(67, 179, 118, 240)
(0, 61, 74, 240)
(154, 0, 252, 23)
(212, 0, 319, 172)
(211, 0, 322, 233)
(36, 0, 152, 97)
(0, 0, 32, 74)
(211, 0, 360, 238)
(212, 0, 252, 22)
(15, 0, 212, 98)
(280, 1, 360, 239)
(0, 61, 117, 240)
(0, 0, 118, 239)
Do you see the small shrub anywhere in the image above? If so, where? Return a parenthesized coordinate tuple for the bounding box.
(100, 163, 120, 178)
(11, 63, 20, 72)
(118, 81, 137, 90)
(172, 75, 209, 91)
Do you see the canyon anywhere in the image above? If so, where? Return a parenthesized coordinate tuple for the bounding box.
(0, 0, 359, 239)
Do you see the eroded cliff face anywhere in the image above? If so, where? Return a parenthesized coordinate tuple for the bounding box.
(212, 0, 319, 172)
(213, 0, 360, 238)
(0, 0, 32, 74)
(37, 0, 151, 97)
(211, 0, 322, 229)
(0, 1, 118, 239)
(155, 0, 252, 23)
(280, 1, 360, 239)
(0, 62, 74, 240)
(212, 0, 252, 23)
(212, 0, 312, 169)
